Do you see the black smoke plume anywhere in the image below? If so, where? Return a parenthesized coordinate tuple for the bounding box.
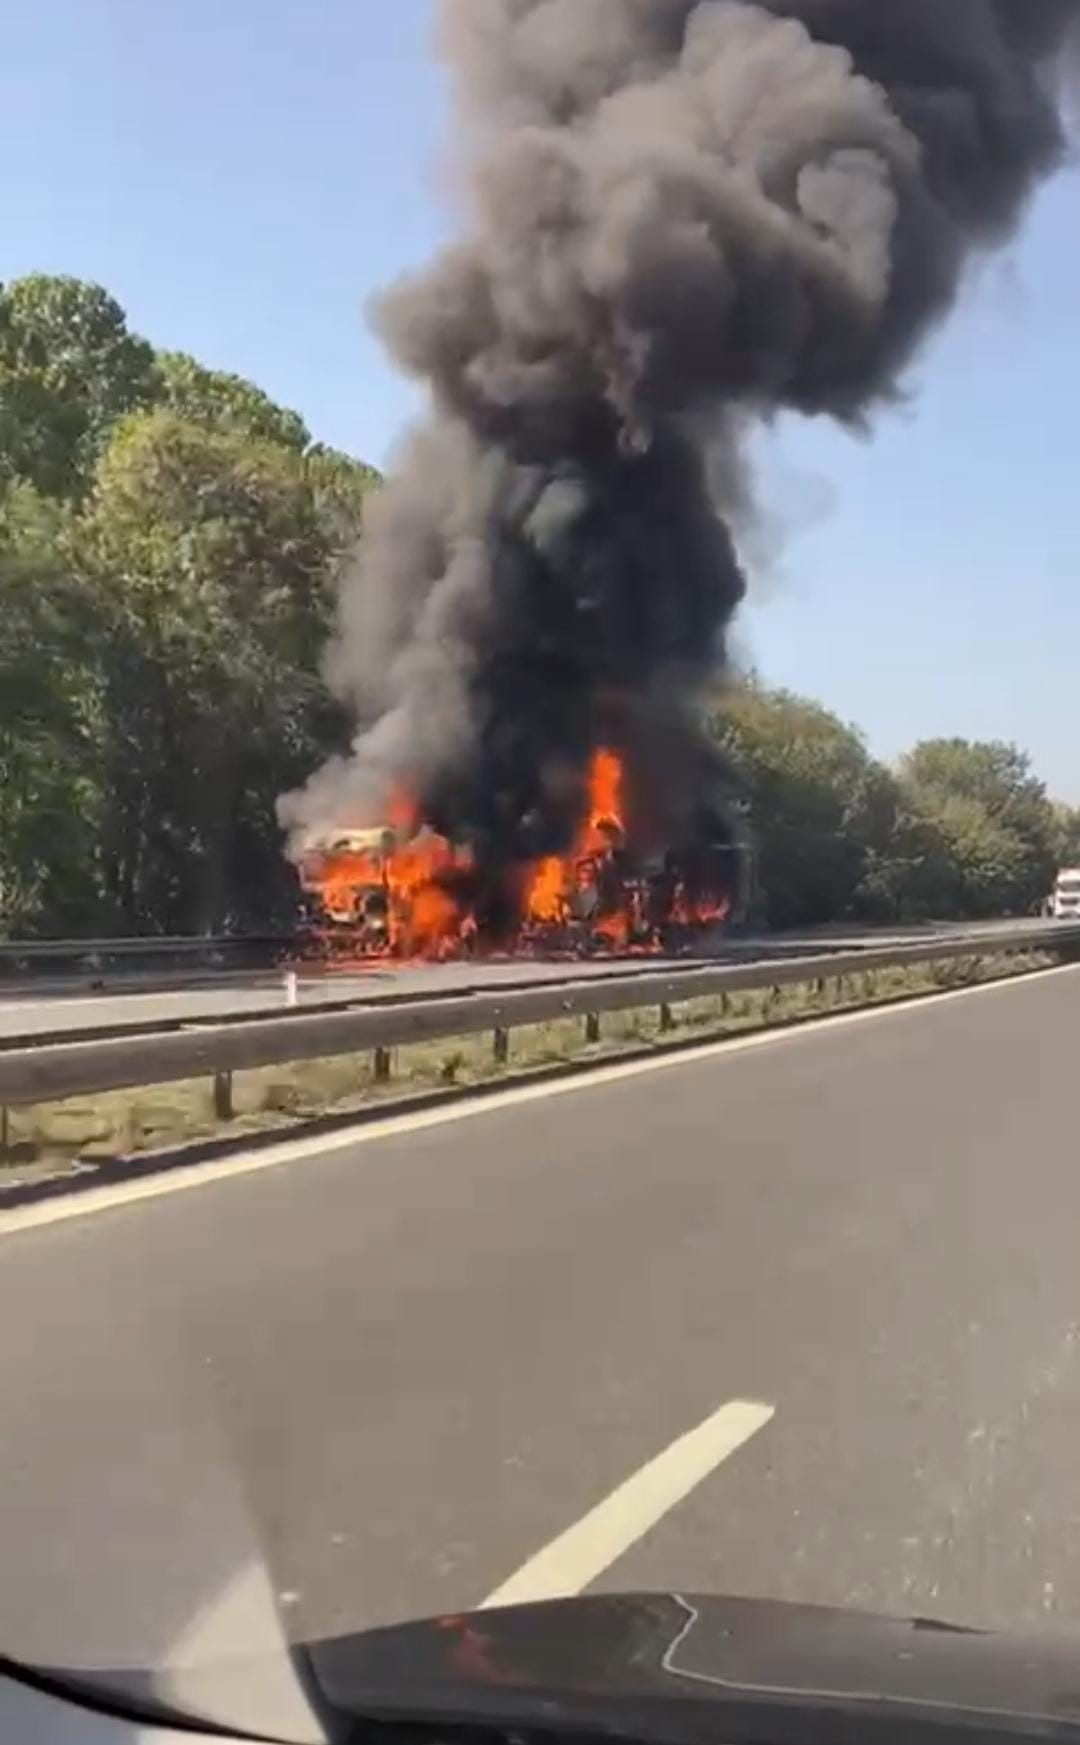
(282, 0, 1075, 882)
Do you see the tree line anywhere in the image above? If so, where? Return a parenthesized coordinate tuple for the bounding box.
(713, 687, 1074, 930)
(0, 273, 1073, 939)
(0, 274, 376, 936)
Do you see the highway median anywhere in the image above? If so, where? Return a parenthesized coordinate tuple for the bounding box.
(0, 926, 1074, 1199)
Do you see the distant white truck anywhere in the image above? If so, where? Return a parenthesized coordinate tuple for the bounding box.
(1049, 867, 1080, 920)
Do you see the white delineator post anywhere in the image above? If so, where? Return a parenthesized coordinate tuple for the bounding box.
(284, 970, 299, 1008)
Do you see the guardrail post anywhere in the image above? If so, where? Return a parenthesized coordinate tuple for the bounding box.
(213, 1070, 234, 1122)
(659, 1003, 675, 1033)
(373, 1047, 393, 1084)
(493, 1027, 510, 1066)
(585, 1011, 601, 1045)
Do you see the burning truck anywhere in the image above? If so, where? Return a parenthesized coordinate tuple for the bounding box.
(281, 2, 1075, 967)
(297, 750, 748, 961)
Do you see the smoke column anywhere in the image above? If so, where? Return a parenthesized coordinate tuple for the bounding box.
(281, 0, 1075, 886)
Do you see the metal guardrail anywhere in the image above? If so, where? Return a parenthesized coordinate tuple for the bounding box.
(0, 935, 289, 975)
(0, 917, 1058, 998)
(0, 955, 766, 1052)
(1, 922, 1077, 1111)
(0, 936, 279, 957)
(0, 919, 1053, 969)
(0, 918, 1059, 1007)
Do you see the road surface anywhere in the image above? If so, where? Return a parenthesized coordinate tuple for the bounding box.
(1, 963, 1079, 1687)
(0, 917, 1061, 1040)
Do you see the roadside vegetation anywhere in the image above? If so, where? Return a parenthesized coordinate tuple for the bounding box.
(0, 274, 376, 937)
(1, 274, 1075, 941)
(714, 693, 1070, 928)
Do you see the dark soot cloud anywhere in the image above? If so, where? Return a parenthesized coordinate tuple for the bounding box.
(281, 0, 1075, 864)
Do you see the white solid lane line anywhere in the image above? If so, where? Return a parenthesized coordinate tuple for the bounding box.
(480, 1399, 775, 1610)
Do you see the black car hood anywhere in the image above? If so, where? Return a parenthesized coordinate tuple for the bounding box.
(307, 1593, 1080, 1744)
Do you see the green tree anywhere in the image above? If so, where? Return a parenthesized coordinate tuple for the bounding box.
(72, 409, 372, 933)
(156, 351, 311, 451)
(1052, 803, 1080, 869)
(711, 684, 900, 929)
(0, 276, 158, 498)
(898, 739, 1057, 919)
(0, 484, 104, 934)
(0, 272, 382, 937)
(305, 442, 383, 546)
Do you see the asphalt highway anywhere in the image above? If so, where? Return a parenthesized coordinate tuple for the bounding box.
(0, 963, 1079, 1688)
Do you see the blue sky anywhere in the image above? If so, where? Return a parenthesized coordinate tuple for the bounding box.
(3, 1, 1078, 796)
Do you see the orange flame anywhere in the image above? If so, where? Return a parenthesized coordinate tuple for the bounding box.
(300, 748, 734, 962)
(526, 857, 566, 926)
(385, 829, 471, 957)
(524, 748, 626, 932)
(582, 750, 631, 948)
(587, 748, 623, 836)
(299, 794, 476, 960)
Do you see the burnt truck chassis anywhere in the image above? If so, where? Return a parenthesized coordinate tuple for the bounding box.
(297, 842, 747, 962)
